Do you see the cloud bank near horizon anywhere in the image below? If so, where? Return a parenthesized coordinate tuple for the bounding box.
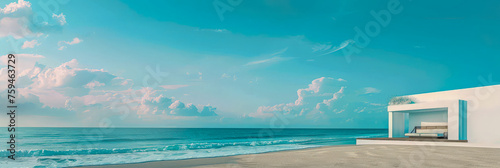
(0, 55, 220, 126)
(247, 77, 386, 127)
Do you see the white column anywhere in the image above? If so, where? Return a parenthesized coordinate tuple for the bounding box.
(389, 112, 393, 138)
(447, 100, 460, 140)
(389, 111, 406, 138)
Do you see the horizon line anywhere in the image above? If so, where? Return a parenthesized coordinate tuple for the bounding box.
(2, 126, 389, 129)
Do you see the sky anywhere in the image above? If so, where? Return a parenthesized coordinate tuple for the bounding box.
(0, 0, 499, 128)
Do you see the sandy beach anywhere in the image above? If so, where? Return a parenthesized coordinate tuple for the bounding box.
(79, 145, 500, 168)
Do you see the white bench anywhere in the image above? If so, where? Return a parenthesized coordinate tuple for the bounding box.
(405, 122, 448, 138)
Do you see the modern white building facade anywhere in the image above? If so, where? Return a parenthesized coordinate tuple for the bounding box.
(358, 84, 500, 148)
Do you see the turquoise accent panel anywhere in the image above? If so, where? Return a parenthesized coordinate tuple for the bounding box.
(459, 100, 468, 140)
(404, 113, 409, 133)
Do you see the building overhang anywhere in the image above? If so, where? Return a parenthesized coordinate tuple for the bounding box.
(388, 100, 458, 113)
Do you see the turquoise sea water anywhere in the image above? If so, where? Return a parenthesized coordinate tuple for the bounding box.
(0, 128, 387, 167)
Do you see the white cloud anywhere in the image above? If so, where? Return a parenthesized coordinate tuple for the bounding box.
(312, 44, 332, 52)
(66, 37, 82, 45)
(355, 107, 367, 113)
(0, 0, 31, 14)
(135, 88, 217, 117)
(22, 39, 39, 49)
(314, 39, 355, 56)
(16, 59, 118, 107)
(248, 77, 385, 127)
(221, 73, 237, 80)
(120, 79, 132, 86)
(159, 85, 189, 90)
(221, 73, 230, 79)
(168, 101, 201, 116)
(294, 77, 346, 106)
(213, 29, 227, 32)
(370, 103, 383, 106)
(0, 54, 44, 80)
(246, 56, 292, 66)
(85, 81, 105, 89)
(245, 48, 291, 66)
(249, 77, 346, 118)
(4, 57, 218, 119)
(52, 13, 66, 25)
(364, 87, 381, 94)
(0, 17, 32, 39)
(0, 0, 68, 43)
(58, 37, 82, 50)
(198, 28, 229, 33)
(0, 1, 57, 40)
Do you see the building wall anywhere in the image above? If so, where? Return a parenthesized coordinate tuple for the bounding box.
(407, 85, 500, 145)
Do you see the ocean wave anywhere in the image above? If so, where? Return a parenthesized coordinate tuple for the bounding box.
(50, 137, 183, 144)
(7, 134, 388, 158)
(200, 134, 333, 140)
(0, 129, 388, 168)
(0, 139, 317, 157)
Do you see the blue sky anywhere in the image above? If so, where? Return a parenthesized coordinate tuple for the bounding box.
(0, 0, 499, 128)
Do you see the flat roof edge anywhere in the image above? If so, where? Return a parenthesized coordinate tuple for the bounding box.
(394, 84, 500, 98)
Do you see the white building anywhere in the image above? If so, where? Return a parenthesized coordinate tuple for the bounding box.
(357, 84, 500, 148)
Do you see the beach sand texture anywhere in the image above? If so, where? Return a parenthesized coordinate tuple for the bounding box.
(79, 145, 500, 168)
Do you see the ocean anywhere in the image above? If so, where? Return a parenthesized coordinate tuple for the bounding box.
(0, 128, 387, 167)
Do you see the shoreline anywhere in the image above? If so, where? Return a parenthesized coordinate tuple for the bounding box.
(73, 145, 333, 168)
(77, 145, 500, 168)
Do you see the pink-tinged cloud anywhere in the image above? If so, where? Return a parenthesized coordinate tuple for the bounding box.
(0, 0, 31, 14)
(248, 77, 383, 123)
(22, 39, 39, 49)
(0, 54, 44, 82)
(19, 88, 68, 108)
(66, 37, 82, 45)
(8, 58, 218, 119)
(0, 17, 32, 39)
(135, 88, 217, 117)
(52, 13, 66, 25)
(249, 77, 346, 118)
(364, 87, 381, 94)
(58, 37, 82, 50)
(85, 81, 105, 89)
(159, 85, 189, 90)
